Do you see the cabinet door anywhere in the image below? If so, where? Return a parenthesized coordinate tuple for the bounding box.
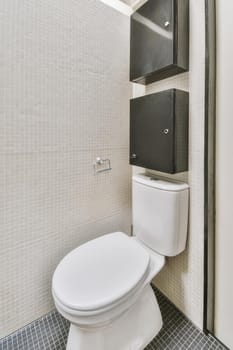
(130, 90, 175, 173)
(130, 0, 174, 83)
(130, 0, 189, 84)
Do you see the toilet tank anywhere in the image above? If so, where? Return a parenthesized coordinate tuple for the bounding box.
(132, 174, 189, 256)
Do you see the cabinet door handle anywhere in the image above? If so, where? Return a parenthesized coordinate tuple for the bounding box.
(163, 129, 169, 135)
(130, 154, 137, 159)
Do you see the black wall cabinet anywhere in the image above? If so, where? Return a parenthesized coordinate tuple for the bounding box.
(130, 89, 189, 174)
(130, 0, 189, 85)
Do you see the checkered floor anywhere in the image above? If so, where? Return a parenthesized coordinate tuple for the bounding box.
(146, 288, 227, 350)
(0, 286, 228, 350)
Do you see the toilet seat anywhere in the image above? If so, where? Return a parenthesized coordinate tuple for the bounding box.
(52, 233, 165, 329)
(52, 232, 150, 314)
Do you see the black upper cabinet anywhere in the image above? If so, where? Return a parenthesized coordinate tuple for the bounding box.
(130, 89, 189, 174)
(130, 0, 189, 85)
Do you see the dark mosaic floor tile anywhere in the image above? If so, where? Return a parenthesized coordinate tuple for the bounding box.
(0, 286, 228, 350)
(0, 312, 69, 350)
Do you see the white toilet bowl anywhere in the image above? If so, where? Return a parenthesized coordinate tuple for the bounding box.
(52, 232, 165, 350)
(52, 174, 189, 350)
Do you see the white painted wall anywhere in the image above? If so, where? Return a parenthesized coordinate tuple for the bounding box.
(215, 1, 233, 348)
(132, 0, 206, 328)
(0, 0, 131, 338)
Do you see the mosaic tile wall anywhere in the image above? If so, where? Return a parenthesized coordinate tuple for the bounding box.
(0, 0, 131, 338)
(133, 0, 206, 329)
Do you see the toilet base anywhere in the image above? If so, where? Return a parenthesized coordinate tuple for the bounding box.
(66, 285, 162, 350)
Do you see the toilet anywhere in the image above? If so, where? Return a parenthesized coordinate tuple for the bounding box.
(52, 174, 189, 350)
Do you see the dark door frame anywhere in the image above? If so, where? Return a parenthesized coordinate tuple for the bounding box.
(203, 0, 216, 335)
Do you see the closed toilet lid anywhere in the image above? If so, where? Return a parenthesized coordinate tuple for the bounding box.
(52, 232, 150, 311)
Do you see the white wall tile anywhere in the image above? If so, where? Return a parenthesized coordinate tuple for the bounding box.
(0, 0, 131, 337)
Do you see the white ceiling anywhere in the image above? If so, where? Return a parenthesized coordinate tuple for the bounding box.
(120, 0, 135, 4)
(99, 0, 148, 15)
(119, 0, 147, 10)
